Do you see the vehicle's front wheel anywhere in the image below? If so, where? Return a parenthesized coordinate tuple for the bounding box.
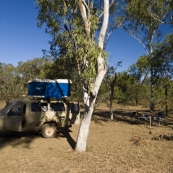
(41, 123, 56, 138)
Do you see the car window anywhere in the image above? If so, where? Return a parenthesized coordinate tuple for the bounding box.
(31, 102, 48, 112)
(50, 103, 65, 111)
(8, 104, 23, 116)
(31, 103, 41, 112)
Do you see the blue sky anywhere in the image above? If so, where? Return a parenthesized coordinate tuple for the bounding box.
(0, 0, 171, 72)
(0, 0, 51, 67)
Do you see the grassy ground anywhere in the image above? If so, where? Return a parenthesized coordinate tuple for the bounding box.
(0, 103, 173, 172)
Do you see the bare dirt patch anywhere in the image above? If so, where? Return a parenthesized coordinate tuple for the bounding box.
(0, 104, 173, 173)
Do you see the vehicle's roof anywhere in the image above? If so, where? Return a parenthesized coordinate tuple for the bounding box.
(10, 99, 65, 104)
(10, 99, 46, 104)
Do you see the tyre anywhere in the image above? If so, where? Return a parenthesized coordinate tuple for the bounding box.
(41, 123, 56, 138)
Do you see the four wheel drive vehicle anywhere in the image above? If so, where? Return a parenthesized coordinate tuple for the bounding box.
(0, 99, 80, 138)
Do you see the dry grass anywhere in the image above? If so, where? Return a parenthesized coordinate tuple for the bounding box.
(0, 103, 173, 173)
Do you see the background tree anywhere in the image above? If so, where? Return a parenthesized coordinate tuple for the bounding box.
(98, 62, 121, 119)
(17, 57, 48, 95)
(150, 34, 173, 114)
(116, 71, 134, 104)
(123, 0, 173, 113)
(0, 63, 20, 101)
(128, 55, 150, 84)
(127, 55, 150, 105)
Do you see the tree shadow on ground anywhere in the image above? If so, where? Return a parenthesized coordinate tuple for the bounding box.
(0, 129, 77, 150)
(80, 110, 112, 124)
(59, 127, 76, 150)
(0, 131, 40, 149)
(164, 116, 173, 128)
(93, 109, 173, 128)
(93, 110, 149, 125)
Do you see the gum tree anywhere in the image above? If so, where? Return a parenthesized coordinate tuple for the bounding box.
(123, 0, 173, 113)
(151, 34, 173, 114)
(36, 0, 121, 152)
(101, 62, 121, 120)
(127, 56, 150, 105)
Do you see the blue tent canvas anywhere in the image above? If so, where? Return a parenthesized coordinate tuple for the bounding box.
(28, 79, 72, 99)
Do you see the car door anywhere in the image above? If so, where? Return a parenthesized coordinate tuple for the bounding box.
(4, 104, 23, 131)
(25, 102, 45, 130)
(0, 113, 4, 130)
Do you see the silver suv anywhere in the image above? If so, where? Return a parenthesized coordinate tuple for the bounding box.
(0, 99, 80, 138)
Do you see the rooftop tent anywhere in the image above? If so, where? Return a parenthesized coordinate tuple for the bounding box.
(28, 79, 72, 99)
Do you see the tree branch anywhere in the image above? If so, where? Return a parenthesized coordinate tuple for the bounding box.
(98, 0, 109, 49)
(125, 29, 149, 55)
(104, 17, 126, 49)
(78, 0, 90, 38)
(82, 0, 89, 11)
(99, 0, 114, 18)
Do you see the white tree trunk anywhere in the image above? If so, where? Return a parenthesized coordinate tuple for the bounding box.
(75, 0, 109, 152)
(75, 57, 107, 152)
(110, 111, 114, 120)
(75, 91, 93, 152)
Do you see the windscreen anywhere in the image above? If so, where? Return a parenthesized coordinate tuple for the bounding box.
(0, 102, 13, 114)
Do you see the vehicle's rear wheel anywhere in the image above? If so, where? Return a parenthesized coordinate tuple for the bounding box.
(41, 123, 56, 138)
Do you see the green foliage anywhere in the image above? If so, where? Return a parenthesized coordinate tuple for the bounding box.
(123, 0, 173, 52)
(17, 58, 48, 87)
(124, 0, 172, 26)
(98, 82, 109, 100)
(125, 0, 170, 21)
(136, 55, 149, 73)
(40, 57, 75, 79)
(36, 0, 107, 87)
(39, 56, 82, 100)
(123, 0, 173, 111)
(0, 63, 21, 100)
(0, 57, 83, 101)
(98, 69, 151, 106)
(127, 83, 149, 105)
(36, 0, 123, 97)
(116, 71, 134, 93)
(148, 34, 173, 113)
(13, 58, 48, 98)
(128, 55, 150, 84)
(150, 34, 173, 81)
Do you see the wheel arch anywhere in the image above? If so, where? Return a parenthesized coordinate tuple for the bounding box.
(41, 121, 60, 129)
